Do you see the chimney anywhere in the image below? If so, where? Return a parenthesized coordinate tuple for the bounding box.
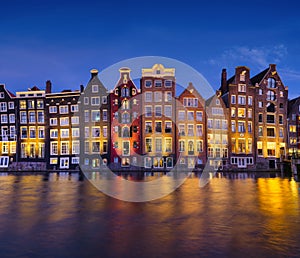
(80, 84, 85, 92)
(221, 68, 227, 93)
(90, 69, 99, 79)
(46, 80, 52, 93)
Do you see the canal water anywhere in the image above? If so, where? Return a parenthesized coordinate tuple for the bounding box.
(0, 172, 299, 258)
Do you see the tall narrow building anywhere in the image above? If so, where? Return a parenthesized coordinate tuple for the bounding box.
(220, 67, 255, 169)
(0, 84, 16, 168)
(287, 97, 300, 158)
(206, 90, 229, 170)
(251, 64, 288, 169)
(141, 64, 176, 169)
(176, 83, 206, 169)
(109, 68, 141, 170)
(79, 69, 110, 170)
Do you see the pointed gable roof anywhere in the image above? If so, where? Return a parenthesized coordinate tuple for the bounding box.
(250, 67, 269, 85)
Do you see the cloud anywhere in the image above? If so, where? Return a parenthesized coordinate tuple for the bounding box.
(208, 44, 288, 70)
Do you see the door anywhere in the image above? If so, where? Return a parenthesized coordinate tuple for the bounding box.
(60, 157, 69, 169)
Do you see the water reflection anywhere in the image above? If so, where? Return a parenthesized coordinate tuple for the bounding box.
(0, 172, 299, 257)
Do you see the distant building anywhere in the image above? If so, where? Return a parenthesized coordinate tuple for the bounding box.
(176, 83, 206, 169)
(0, 84, 16, 167)
(140, 64, 176, 169)
(46, 85, 81, 170)
(109, 68, 141, 169)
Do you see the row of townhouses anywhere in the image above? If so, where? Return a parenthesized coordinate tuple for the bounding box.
(0, 63, 299, 171)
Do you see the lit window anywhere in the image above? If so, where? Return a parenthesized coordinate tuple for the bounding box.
(60, 117, 69, 126)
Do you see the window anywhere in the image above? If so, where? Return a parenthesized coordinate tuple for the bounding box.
(92, 127, 100, 137)
(155, 80, 162, 87)
(178, 111, 185, 120)
(238, 84, 246, 92)
(103, 126, 107, 137)
(267, 115, 275, 124)
(154, 92, 162, 102)
(258, 127, 263, 137)
(196, 124, 203, 136)
(0, 102, 7, 112)
(279, 128, 283, 138)
(248, 122, 252, 133)
(60, 117, 69, 126)
(21, 127, 27, 138)
(268, 78, 276, 88)
(179, 140, 185, 152)
(84, 97, 89, 105)
(196, 111, 202, 121)
(59, 105, 68, 114)
(145, 80, 152, 88)
(50, 142, 58, 155)
(72, 128, 80, 137)
(266, 90, 276, 101)
(103, 141, 108, 153)
(1, 114, 7, 123)
(258, 101, 263, 108)
(231, 95, 236, 104)
(92, 142, 100, 153)
(222, 120, 228, 129)
(178, 124, 185, 136)
(10, 142, 16, 153)
(212, 108, 223, 115)
(238, 122, 245, 133)
(91, 110, 100, 122)
(122, 112, 130, 123)
(165, 138, 172, 152)
(145, 121, 152, 133)
(91, 97, 100, 106)
(155, 138, 162, 152)
(290, 125, 296, 132)
(238, 139, 246, 153)
(197, 140, 203, 152)
(28, 100, 35, 109)
(155, 121, 162, 133)
(60, 129, 69, 138)
(37, 111, 44, 123)
(238, 108, 246, 118)
(164, 106, 172, 117)
(188, 124, 194, 136)
(259, 89, 263, 95)
(102, 96, 107, 104)
(121, 88, 129, 97)
(38, 127, 45, 138)
(267, 128, 275, 137)
(122, 142, 131, 156)
(103, 110, 108, 121)
(165, 121, 172, 133)
(36, 100, 43, 109)
(145, 138, 152, 152)
(231, 108, 236, 117)
(248, 96, 253, 106)
(231, 121, 236, 132)
(71, 116, 79, 124)
(2, 142, 8, 154)
(29, 127, 36, 138)
(208, 148, 214, 157)
(155, 106, 162, 117)
(8, 102, 14, 109)
(183, 98, 198, 107)
(122, 127, 130, 137)
(49, 106, 57, 113)
(187, 111, 194, 120)
(28, 111, 35, 123)
(238, 96, 246, 105)
(165, 80, 172, 87)
(50, 129, 58, 138)
(21, 143, 27, 158)
(145, 92, 152, 102)
(259, 114, 263, 123)
(145, 106, 152, 117)
(248, 109, 252, 118)
(208, 119, 213, 129)
(71, 105, 78, 112)
(9, 126, 15, 138)
(165, 92, 172, 102)
(20, 100, 26, 109)
(50, 118, 57, 126)
(92, 85, 99, 93)
(61, 141, 69, 155)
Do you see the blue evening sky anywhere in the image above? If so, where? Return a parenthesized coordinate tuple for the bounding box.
(1, 0, 300, 98)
